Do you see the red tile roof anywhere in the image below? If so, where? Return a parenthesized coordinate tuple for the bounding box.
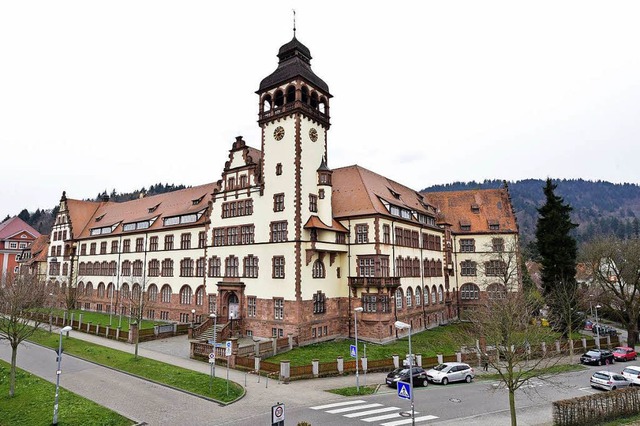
(0, 216, 41, 240)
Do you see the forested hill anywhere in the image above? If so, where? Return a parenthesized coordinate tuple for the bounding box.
(3, 183, 188, 235)
(423, 179, 640, 246)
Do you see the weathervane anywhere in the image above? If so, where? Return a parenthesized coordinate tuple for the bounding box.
(293, 9, 296, 37)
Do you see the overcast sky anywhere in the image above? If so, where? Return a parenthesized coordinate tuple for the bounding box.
(2, 1, 639, 218)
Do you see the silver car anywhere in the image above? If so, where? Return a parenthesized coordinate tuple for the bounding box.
(426, 362, 475, 385)
(590, 370, 630, 391)
(621, 366, 640, 386)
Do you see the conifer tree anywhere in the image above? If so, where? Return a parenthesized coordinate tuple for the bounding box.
(535, 179, 578, 331)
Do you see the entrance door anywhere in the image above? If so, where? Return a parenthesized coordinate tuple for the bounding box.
(228, 293, 239, 319)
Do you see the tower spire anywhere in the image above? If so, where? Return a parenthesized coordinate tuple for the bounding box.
(293, 9, 296, 37)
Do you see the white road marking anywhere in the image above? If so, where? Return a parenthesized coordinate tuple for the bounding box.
(362, 412, 419, 422)
(310, 400, 367, 410)
(381, 415, 439, 425)
(344, 406, 401, 418)
(327, 403, 383, 414)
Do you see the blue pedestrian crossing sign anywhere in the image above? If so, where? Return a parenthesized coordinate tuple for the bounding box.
(397, 381, 411, 400)
(350, 344, 357, 358)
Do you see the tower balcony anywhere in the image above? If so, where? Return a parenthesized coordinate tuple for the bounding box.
(259, 101, 330, 127)
(348, 276, 401, 290)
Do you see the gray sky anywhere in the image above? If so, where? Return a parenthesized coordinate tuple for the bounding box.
(2, 1, 639, 218)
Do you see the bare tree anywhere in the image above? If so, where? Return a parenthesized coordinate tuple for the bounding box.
(582, 236, 640, 347)
(0, 271, 49, 397)
(547, 279, 581, 362)
(466, 288, 559, 426)
(123, 277, 156, 358)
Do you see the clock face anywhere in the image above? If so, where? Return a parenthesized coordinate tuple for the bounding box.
(309, 128, 318, 142)
(273, 126, 285, 141)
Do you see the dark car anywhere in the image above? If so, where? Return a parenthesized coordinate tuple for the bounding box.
(385, 367, 428, 388)
(580, 349, 615, 366)
(592, 324, 618, 337)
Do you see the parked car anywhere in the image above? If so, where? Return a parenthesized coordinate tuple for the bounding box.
(613, 347, 637, 362)
(580, 349, 615, 366)
(592, 324, 618, 337)
(621, 366, 640, 386)
(385, 367, 428, 388)
(590, 370, 630, 391)
(426, 362, 475, 385)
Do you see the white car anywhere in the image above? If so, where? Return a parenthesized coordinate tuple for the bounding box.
(621, 366, 640, 386)
(426, 362, 474, 385)
(590, 370, 631, 391)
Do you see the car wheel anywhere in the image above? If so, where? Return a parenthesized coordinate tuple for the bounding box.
(465, 375, 472, 383)
(442, 378, 448, 386)
(612, 386, 617, 390)
(605, 358, 611, 365)
(599, 359, 603, 366)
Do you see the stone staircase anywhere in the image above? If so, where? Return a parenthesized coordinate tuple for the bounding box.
(198, 323, 223, 342)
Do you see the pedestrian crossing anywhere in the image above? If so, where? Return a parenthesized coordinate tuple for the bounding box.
(310, 400, 438, 425)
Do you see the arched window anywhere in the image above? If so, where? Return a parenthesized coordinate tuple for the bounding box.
(285, 85, 295, 103)
(121, 283, 130, 299)
(147, 284, 158, 302)
(301, 86, 309, 103)
(431, 285, 437, 304)
(79, 262, 86, 275)
(274, 89, 284, 107)
(132, 283, 141, 301)
(109, 261, 117, 276)
(319, 97, 327, 114)
(415, 287, 422, 306)
(312, 260, 325, 278)
(195, 286, 205, 306)
(310, 92, 319, 109)
(438, 285, 444, 303)
(395, 288, 403, 309)
(132, 260, 143, 277)
(180, 285, 193, 305)
(85, 282, 93, 297)
(487, 283, 507, 299)
(460, 283, 480, 300)
(107, 283, 114, 298)
(406, 287, 413, 307)
(121, 260, 131, 277)
(86, 262, 93, 275)
(77, 281, 85, 296)
(101, 261, 108, 276)
(97, 282, 105, 298)
(160, 284, 172, 303)
(262, 94, 272, 112)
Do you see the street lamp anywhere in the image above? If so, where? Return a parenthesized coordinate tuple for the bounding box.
(354, 307, 363, 393)
(595, 304, 602, 349)
(191, 309, 196, 328)
(209, 313, 217, 378)
(395, 320, 415, 426)
(589, 294, 594, 319)
(53, 325, 73, 425)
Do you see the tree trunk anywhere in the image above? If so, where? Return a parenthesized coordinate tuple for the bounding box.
(10, 344, 18, 397)
(627, 324, 638, 348)
(509, 388, 517, 426)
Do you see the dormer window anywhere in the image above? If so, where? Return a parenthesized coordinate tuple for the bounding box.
(95, 214, 105, 222)
(148, 203, 161, 213)
(192, 195, 205, 206)
(471, 204, 480, 213)
(460, 219, 471, 232)
(488, 220, 500, 231)
(388, 188, 401, 200)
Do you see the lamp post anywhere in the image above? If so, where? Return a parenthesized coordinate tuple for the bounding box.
(209, 313, 217, 378)
(354, 307, 363, 393)
(191, 309, 196, 328)
(395, 320, 414, 426)
(595, 304, 601, 349)
(589, 294, 594, 320)
(53, 325, 73, 425)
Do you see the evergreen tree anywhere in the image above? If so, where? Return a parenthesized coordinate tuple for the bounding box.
(18, 209, 30, 222)
(535, 179, 578, 331)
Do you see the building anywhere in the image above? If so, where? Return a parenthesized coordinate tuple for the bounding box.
(45, 35, 519, 343)
(18, 234, 50, 280)
(0, 216, 41, 285)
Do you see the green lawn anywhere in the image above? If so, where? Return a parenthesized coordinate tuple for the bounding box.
(28, 329, 244, 403)
(50, 308, 166, 332)
(0, 360, 133, 426)
(266, 324, 471, 366)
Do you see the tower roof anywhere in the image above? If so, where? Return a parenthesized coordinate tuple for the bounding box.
(258, 36, 330, 94)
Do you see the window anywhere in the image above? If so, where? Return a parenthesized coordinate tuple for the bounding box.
(460, 239, 475, 253)
(381, 295, 390, 313)
(85, 283, 94, 297)
(121, 283, 130, 299)
(164, 235, 174, 250)
(149, 236, 158, 251)
(313, 291, 325, 314)
(406, 287, 413, 307)
(178, 286, 192, 305)
(355, 224, 368, 243)
(431, 286, 437, 304)
(161, 285, 172, 303)
(383, 224, 390, 244)
(272, 256, 285, 278)
(395, 289, 403, 309)
(243, 255, 259, 278)
(247, 297, 257, 317)
(196, 257, 206, 277)
(111, 240, 119, 254)
(485, 260, 506, 276)
(239, 175, 248, 188)
(357, 257, 375, 277)
(122, 240, 130, 253)
(273, 193, 285, 212)
(274, 298, 284, 320)
(241, 225, 254, 244)
(487, 283, 506, 299)
(109, 261, 117, 276)
(438, 285, 444, 303)
(195, 286, 205, 306)
(132, 260, 143, 276)
(227, 227, 238, 245)
(492, 238, 505, 252)
(180, 233, 191, 250)
(415, 287, 422, 306)
(100, 242, 107, 254)
(276, 163, 282, 175)
(131, 283, 141, 301)
(312, 260, 325, 278)
(160, 311, 169, 320)
(121, 260, 131, 277)
(380, 257, 389, 277)
(363, 294, 377, 313)
(90, 243, 96, 255)
(208, 256, 221, 277)
(80, 244, 87, 256)
(319, 188, 325, 199)
(461, 260, 477, 276)
(180, 258, 194, 277)
(309, 194, 318, 212)
(148, 284, 158, 302)
(460, 283, 480, 300)
(161, 259, 174, 277)
(270, 221, 288, 242)
(213, 228, 224, 246)
(135, 238, 144, 252)
(198, 231, 206, 248)
(225, 255, 239, 277)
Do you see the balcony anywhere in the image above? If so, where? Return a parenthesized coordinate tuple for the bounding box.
(348, 276, 400, 289)
(259, 101, 329, 126)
